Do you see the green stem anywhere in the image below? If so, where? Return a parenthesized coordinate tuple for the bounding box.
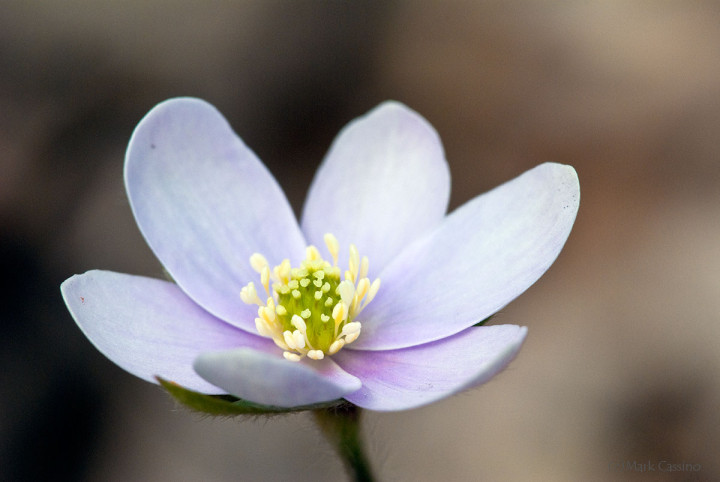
(314, 403, 375, 482)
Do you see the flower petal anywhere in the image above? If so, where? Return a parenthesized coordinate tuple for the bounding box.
(125, 98, 305, 332)
(334, 325, 527, 411)
(355, 163, 579, 349)
(61, 270, 275, 393)
(301, 101, 450, 275)
(194, 349, 361, 407)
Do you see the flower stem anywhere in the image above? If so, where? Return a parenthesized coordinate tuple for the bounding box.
(314, 403, 374, 482)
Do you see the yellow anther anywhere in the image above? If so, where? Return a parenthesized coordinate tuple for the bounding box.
(274, 259, 291, 284)
(259, 298, 276, 322)
(283, 331, 296, 350)
(240, 282, 263, 306)
(284, 351, 302, 362)
(306, 245, 321, 261)
(273, 337, 290, 351)
(359, 256, 369, 280)
(324, 233, 339, 266)
(293, 330, 306, 349)
(366, 278, 381, 304)
(341, 321, 361, 336)
(338, 280, 355, 306)
(291, 314, 307, 332)
(332, 302, 347, 324)
(260, 266, 271, 296)
(355, 278, 369, 304)
(348, 244, 360, 281)
(300, 309, 312, 319)
(250, 253, 269, 274)
(328, 339, 345, 355)
(255, 317, 273, 337)
(307, 350, 324, 360)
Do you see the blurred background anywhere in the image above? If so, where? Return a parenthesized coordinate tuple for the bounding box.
(1, 1, 719, 481)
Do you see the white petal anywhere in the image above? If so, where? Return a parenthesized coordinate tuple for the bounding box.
(301, 101, 450, 276)
(125, 98, 305, 332)
(194, 349, 361, 407)
(61, 270, 275, 393)
(334, 325, 527, 411)
(355, 163, 579, 349)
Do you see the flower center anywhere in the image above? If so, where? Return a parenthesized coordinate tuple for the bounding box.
(240, 234, 380, 361)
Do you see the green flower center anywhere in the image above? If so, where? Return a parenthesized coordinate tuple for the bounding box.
(240, 234, 380, 361)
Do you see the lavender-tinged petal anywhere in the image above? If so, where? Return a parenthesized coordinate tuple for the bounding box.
(301, 101, 450, 276)
(355, 162, 579, 349)
(194, 349, 361, 407)
(334, 325, 527, 411)
(61, 270, 275, 394)
(125, 98, 305, 333)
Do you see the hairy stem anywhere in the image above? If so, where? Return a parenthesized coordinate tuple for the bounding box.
(314, 403, 374, 482)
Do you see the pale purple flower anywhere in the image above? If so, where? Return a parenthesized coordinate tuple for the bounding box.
(61, 98, 579, 411)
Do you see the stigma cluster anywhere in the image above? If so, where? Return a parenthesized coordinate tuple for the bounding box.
(240, 234, 380, 361)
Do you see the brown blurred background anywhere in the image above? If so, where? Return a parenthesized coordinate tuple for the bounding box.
(1, 1, 719, 481)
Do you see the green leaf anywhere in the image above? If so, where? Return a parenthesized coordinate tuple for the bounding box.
(473, 314, 495, 327)
(156, 377, 343, 416)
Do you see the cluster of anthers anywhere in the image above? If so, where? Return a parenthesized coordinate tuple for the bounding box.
(240, 234, 380, 362)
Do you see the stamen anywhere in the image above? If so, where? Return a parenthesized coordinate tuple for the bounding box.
(306, 245, 321, 261)
(328, 339, 345, 354)
(241, 234, 380, 361)
(338, 280, 355, 306)
(291, 315, 306, 332)
(359, 256, 369, 280)
(284, 352, 302, 362)
(348, 245, 360, 282)
(240, 282, 263, 306)
(283, 331, 296, 349)
(250, 253, 269, 274)
(324, 233, 339, 266)
(255, 317, 273, 337)
(332, 302, 347, 324)
(340, 321, 361, 337)
(292, 330, 305, 349)
(307, 350, 324, 360)
(260, 266, 271, 296)
(274, 259, 291, 284)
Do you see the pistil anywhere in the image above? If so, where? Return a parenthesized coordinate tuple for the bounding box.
(241, 234, 380, 361)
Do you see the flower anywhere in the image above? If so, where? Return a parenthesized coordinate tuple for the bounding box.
(61, 98, 579, 411)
